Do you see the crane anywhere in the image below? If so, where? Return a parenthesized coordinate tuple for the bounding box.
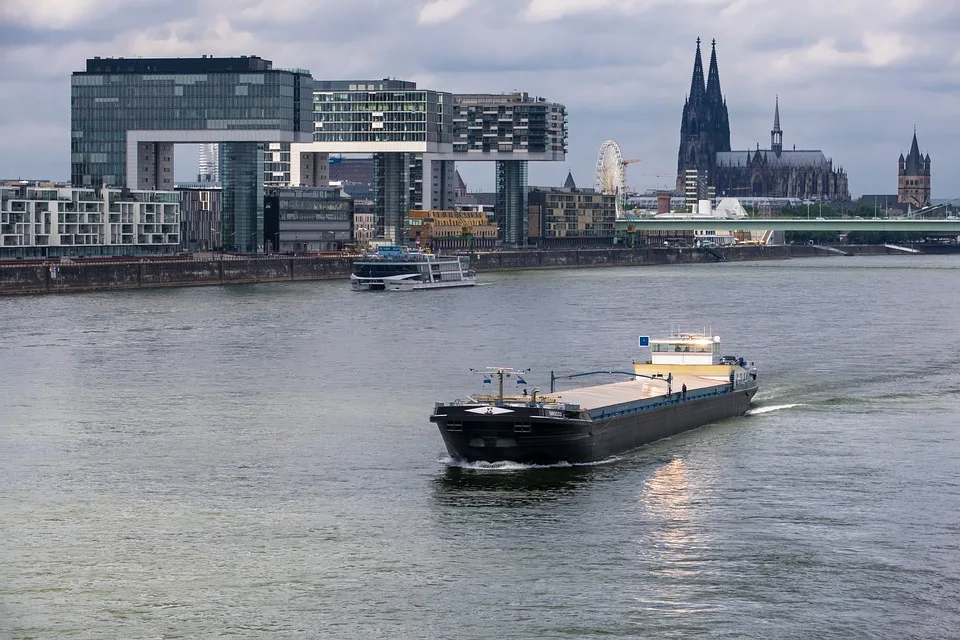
(630, 170, 677, 193)
(613, 159, 641, 195)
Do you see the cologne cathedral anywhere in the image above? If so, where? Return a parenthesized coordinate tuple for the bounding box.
(676, 39, 849, 201)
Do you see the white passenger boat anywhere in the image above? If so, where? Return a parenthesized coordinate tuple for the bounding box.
(350, 246, 476, 291)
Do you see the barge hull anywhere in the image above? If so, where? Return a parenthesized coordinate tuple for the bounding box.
(432, 386, 756, 464)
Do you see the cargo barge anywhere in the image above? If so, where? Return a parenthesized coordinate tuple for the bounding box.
(430, 332, 758, 464)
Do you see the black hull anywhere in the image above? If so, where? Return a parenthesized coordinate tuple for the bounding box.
(431, 386, 757, 464)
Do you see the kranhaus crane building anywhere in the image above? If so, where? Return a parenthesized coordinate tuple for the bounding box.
(72, 56, 567, 250)
(71, 55, 314, 252)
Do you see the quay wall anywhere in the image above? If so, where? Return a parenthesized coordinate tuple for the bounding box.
(0, 244, 926, 296)
(468, 244, 792, 271)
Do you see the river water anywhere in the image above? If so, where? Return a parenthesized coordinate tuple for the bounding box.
(2, 255, 959, 638)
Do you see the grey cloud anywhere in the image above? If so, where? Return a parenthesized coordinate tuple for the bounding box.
(1, 0, 959, 196)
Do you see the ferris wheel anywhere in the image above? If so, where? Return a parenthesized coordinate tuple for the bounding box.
(595, 140, 628, 217)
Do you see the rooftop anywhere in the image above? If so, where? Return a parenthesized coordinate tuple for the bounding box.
(313, 79, 418, 91)
(78, 55, 311, 75)
(454, 92, 556, 106)
(717, 149, 831, 169)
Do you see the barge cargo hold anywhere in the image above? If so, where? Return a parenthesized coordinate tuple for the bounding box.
(430, 333, 759, 464)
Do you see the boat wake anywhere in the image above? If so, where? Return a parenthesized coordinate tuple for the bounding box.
(746, 403, 802, 415)
(440, 456, 621, 471)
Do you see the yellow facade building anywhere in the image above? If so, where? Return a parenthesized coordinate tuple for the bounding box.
(407, 210, 498, 251)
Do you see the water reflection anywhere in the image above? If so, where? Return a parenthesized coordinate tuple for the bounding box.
(632, 456, 716, 615)
(640, 456, 692, 523)
(431, 463, 600, 508)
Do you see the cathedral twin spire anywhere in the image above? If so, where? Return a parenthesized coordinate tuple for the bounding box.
(706, 39, 722, 103)
(688, 37, 705, 100)
(688, 37, 724, 104)
(677, 37, 731, 188)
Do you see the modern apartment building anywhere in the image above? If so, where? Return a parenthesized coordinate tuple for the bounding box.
(451, 92, 567, 158)
(683, 169, 714, 208)
(263, 142, 329, 187)
(527, 187, 616, 248)
(71, 55, 314, 252)
(263, 187, 352, 253)
(452, 93, 567, 246)
(353, 200, 376, 245)
(176, 183, 222, 251)
(1, 184, 180, 258)
(263, 143, 291, 186)
(198, 143, 219, 182)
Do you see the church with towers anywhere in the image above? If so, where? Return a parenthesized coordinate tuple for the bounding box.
(676, 39, 849, 201)
(897, 130, 931, 207)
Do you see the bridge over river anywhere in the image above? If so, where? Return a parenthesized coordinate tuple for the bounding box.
(617, 218, 960, 232)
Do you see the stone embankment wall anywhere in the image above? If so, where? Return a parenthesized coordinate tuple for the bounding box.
(0, 257, 352, 296)
(0, 244, 919, 296)
(468, 244, 791, 270)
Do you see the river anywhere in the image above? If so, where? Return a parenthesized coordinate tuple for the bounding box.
(2, 255, 958, 638)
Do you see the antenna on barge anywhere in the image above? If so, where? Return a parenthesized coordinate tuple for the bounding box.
(470, 367, 531, 402)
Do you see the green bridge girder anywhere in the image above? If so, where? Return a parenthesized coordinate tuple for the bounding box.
(615, 218, 960, 232)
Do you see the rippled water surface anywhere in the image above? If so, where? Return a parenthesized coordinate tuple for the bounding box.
(2, 255, 959, 638)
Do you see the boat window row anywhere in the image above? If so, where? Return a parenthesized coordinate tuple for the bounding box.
(651, 343, 715, 353)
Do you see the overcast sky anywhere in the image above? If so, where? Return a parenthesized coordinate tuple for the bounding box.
(2, 0, 959, 198)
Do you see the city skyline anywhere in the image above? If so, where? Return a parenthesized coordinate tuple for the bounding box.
(1, 0, 958, 197)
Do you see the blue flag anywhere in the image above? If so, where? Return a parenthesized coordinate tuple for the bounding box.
(483, 377, 492, 384)
(516, 376, 527, 385)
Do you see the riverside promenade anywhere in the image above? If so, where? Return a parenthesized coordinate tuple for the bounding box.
(0, 244, 931, 296)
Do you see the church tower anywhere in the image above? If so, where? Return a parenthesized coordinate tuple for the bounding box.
(676, 39, 731, 191)
(898, 129, 931, 207)
(771, 96, 782, 156)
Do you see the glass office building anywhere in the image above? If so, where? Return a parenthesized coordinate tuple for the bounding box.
(312, 80, 452, 146)
(289, 80, 455, 242)
(263, 187, 352, 252)
(71, 56, 314, 252)
(496, 161, 529, 247)
(373, 153, 411, 241)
